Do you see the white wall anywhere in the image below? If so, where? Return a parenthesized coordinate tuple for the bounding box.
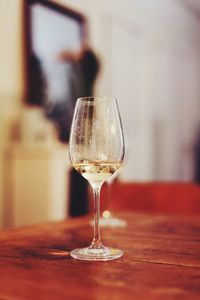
(57, 0, 200, 181)
(109, 0, 200, 181)
(0, 0, 25, 227)
(0, 0, 24, 97)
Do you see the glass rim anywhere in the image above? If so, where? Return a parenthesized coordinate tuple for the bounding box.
(77, 96, 117, 102)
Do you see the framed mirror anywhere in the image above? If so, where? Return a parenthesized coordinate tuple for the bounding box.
(24, 0, 87, 141)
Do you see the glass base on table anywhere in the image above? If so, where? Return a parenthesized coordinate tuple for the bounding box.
(70, 246, 123, 261)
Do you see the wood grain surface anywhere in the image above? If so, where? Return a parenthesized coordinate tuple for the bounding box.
(0, 213, 200, 300)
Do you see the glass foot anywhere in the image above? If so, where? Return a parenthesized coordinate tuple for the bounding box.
(70, 246, 123, 261)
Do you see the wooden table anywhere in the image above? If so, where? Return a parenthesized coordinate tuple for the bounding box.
(0, 213, 200, 299)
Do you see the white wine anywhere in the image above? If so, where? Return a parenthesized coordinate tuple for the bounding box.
(73, 161, 121, 184)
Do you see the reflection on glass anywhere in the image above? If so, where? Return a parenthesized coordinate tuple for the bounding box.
(100, 173, 127, 228)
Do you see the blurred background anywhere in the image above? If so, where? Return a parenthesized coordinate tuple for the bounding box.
(1, 0, 200, 228)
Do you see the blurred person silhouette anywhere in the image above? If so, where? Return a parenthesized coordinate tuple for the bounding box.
(59, 46, 100, 217)
(48, 45, 100, 217)
(28, 52, 46, 106)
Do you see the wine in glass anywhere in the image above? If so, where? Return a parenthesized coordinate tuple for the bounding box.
(69, 97, 125, 261)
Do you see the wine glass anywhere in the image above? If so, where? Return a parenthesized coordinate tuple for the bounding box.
(100, 173, 127, 228)
(69, 96, 125, 261)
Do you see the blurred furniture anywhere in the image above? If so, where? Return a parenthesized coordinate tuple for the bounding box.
(0, 212, 200, 299)
(4, 143, 70, 228)
(100, 181, 200, 215)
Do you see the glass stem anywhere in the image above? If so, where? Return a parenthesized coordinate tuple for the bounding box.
(90, 184, 104, 249)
